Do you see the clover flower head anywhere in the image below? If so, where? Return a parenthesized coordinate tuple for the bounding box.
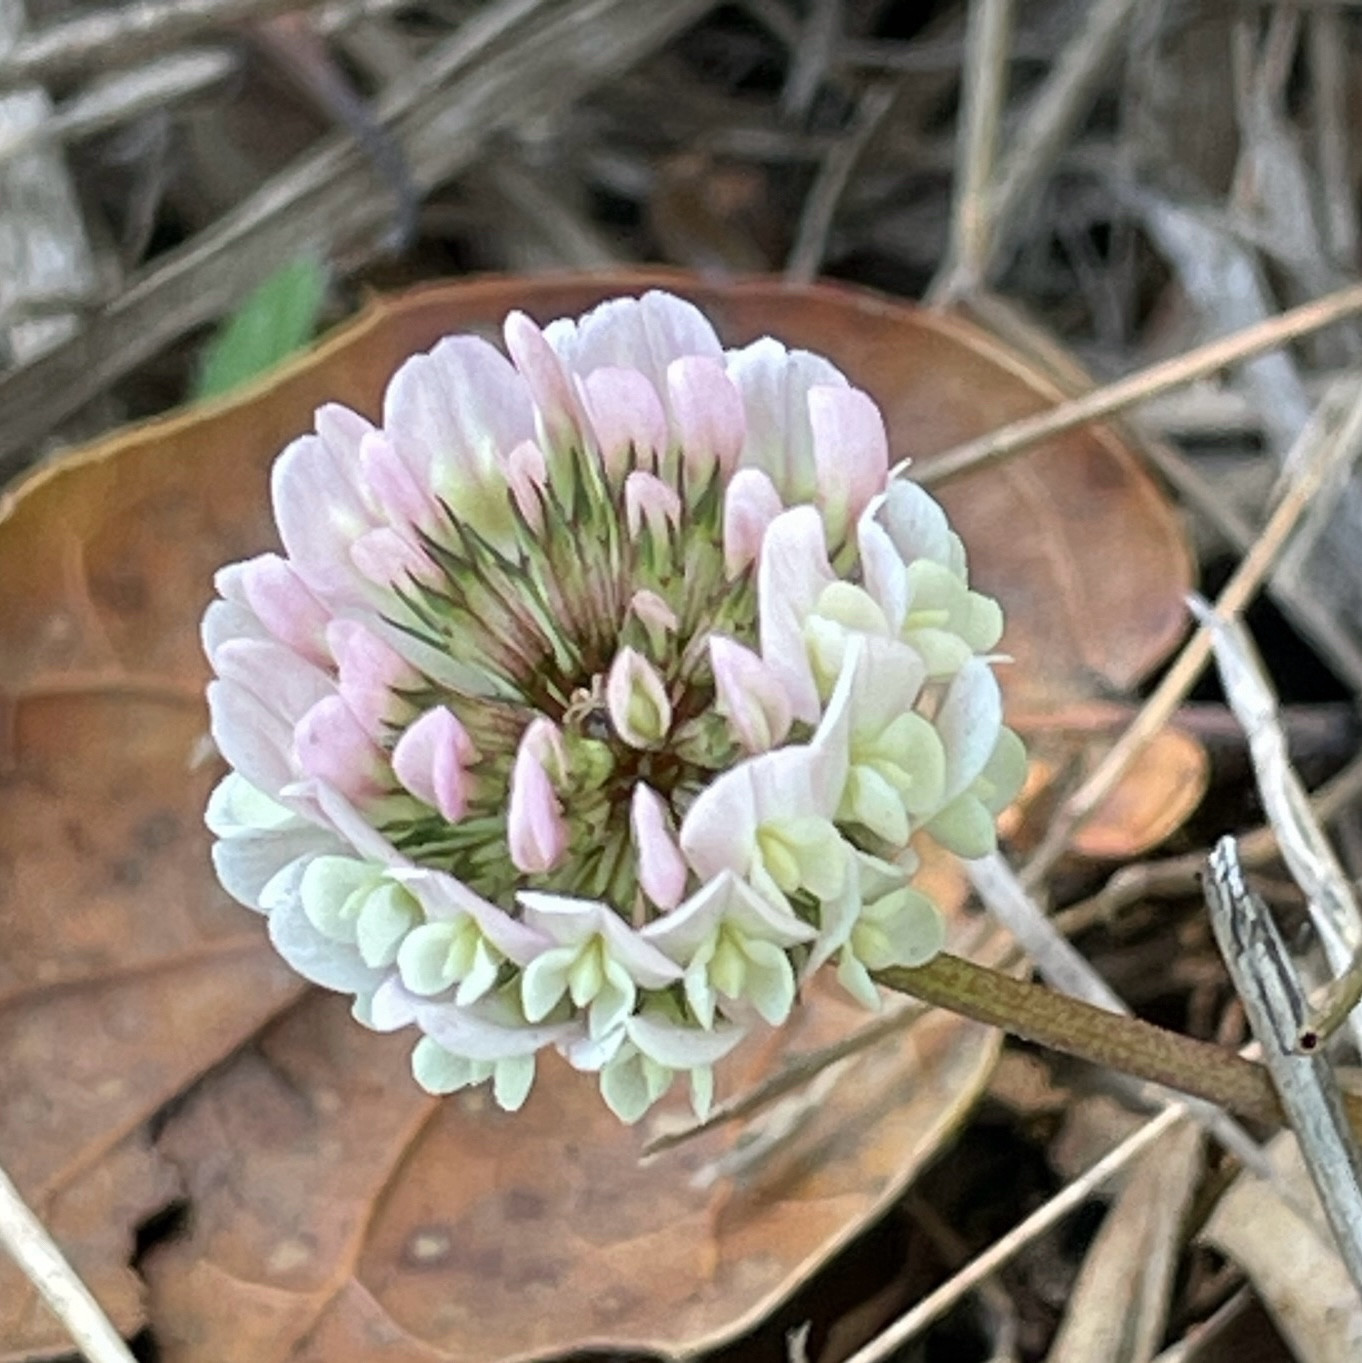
(204, 290, 1024, 1123)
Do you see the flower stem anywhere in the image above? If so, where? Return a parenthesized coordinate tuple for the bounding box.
(877, 953, 1362, 1134)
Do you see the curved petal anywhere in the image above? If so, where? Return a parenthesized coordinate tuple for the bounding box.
(383, 335, 534, 549)
(392, 706, 476, 821)
(630, 783, 688, 911)
(727, 337, 847, 503)
(578, 367, 668, 480)
(667, 355, 745, 480)
(757, 505, 836, 725)
(722, 466, 784, 577)
(809, 384, 888, 543)
(272, 426, 378, 605)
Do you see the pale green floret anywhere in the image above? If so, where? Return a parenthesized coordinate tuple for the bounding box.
(600, 1046, 678, 1123)
(841, 710, 948, 842)
(355, 881, 423, 968)
(626, 686, 668, 745)
(412, 1035, 535, 1111)
(521, 936, 634, 1038)
(300, 855, 382, 943)
(901, 560, 1004, 678)
(598, 1044, 715, 1125)
(398, 918, 503, 1004)
(837, 884, 945, 1010)
(804, 581, 892, 697)
(754, 815, 846, 900)
(300, 856, 423, 967)
(922, 726, 1028, 859)
(684, 925, 797, 1027)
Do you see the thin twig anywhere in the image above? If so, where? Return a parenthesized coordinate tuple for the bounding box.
(1197, 605, 1362, 975)
(842, 1105, 1189, 1363)
(969, 852, 1269, 1175)
(0, 1163, 137, 1363)
(1308, 8, 1360, 266)
(0, 0, 720, 472)
(780, 0, 839, 118)
(1021, 377, 1362, 888)
(984, 0, 1142, 273)
(0, 48, 235, 168)
(785, 79, 898, 282)
(903, 281, 1362, 486)
(1204, 839, 1362, 1303)
(1057, 747, 1362, 935)
(927, 0, 1013, 302)
(0, 0, 326, 91)
(1139, 433, 1362, 693)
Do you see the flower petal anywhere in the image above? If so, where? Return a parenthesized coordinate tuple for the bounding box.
(507, 723, 568, 873)
(579, 367, 668, 480)
(809, 384, 888, 542)
(757, 505, 836, 725)
(667, 355, 745, 480)
(630, 783, 688, 910)
(392, 706, 476, 822)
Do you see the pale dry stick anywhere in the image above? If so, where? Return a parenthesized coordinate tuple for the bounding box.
(1020, 378, 1362, 890)
(1138, 431, 1362, 693)
(0, 0, 716, 471)
(1308, 7, 1360, 266)
(1197, 607, 1362, 981)
(926, 0, 1013, 303)
(843, 1105, 1189, 1363)
(1057, 747, 1362, 937)
(1204, 839, 1362, 1303)
(983, 0, 1142, 273)
(0, 0, 327, 91)
(0, 1163, 136, 1363)
(785, 79, 899, 283)
(902, 280, 1362, 487)
(780, 0, 838, 118)
(0, 0, 100, 365)
(969, 852, 1271, 1178)
(0, 48, 235, 167)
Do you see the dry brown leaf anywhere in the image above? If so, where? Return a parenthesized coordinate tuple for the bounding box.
(0, 272, 1193, 1359)
(145, 977, 992, 1362)
(1005, 704, 1210, 859)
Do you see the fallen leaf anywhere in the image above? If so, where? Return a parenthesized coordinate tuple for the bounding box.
(0, 272, 1193, 1359)
(146, 977, 992, 1362)
(1005, 704, 1210, 859)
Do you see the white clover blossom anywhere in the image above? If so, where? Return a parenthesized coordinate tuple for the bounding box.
(203, 290, 1025, 1123)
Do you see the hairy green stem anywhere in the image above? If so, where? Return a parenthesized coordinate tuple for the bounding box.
(878, 953, 1362, 1133)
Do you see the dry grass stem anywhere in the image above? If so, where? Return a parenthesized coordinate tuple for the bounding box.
(928, 0, 1013, 301)
(984, 0, 1142, 273)
(0, 0, 329, 91)
(1204, 839, 1362, 1303)
(906, 282, 1362, 486)
(1060, 750, 1362, 935)
(0, 0, 720, 474)
(843, 1106, 1190, 1363)
(1197, 606, 1362, 981)
(0, 1162, 136, 1363)
(785, 79, 898, 283)
(1140, 433, 1362, 692)
(0, 48, 236, 169)
(1022, 376, 1362, 888)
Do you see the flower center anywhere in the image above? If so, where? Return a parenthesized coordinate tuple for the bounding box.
(375, 443, 751, 918)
